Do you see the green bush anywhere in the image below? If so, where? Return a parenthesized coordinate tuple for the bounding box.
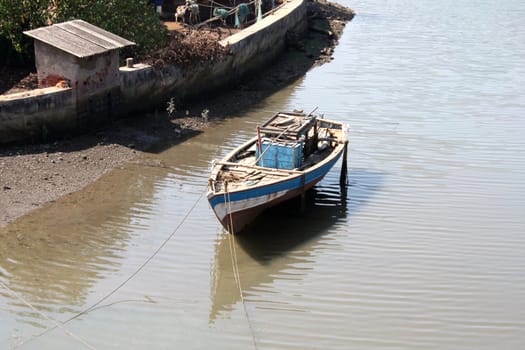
(0, 0, 47, 59)
(0, 0, 168, 61)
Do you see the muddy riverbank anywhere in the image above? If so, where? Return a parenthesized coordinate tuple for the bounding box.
(0, 0, 354, 228)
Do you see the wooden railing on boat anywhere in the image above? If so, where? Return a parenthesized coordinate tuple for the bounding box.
(217, 161, 303, 175)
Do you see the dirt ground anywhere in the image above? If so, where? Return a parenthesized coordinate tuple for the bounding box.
(0, 0, 354, 228)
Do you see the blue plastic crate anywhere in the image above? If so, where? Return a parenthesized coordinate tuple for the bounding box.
(256, 141, 303, 169)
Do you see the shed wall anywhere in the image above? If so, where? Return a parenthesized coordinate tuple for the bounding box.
(34, 41, 120, 98)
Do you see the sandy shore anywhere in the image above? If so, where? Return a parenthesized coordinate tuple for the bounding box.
(0, 0, 354, 228)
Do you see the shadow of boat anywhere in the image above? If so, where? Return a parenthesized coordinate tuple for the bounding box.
(209, 169, 384, 322)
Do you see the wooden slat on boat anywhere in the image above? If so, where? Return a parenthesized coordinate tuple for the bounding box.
(226, 168, 265, 180)
(217, 161, 303, 175)
(258, 113, 317, 140)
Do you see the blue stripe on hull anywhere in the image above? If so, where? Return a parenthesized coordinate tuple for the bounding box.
(208, 150, 343, 210)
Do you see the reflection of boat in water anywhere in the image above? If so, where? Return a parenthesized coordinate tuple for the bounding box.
(209, 184, 347, 322)
(209, 169, 384, 322)
(207, 111, 348, 234)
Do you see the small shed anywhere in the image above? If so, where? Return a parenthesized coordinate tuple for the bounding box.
(24, 20, 135, 98)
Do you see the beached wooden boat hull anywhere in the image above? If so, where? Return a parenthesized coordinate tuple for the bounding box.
(208, 125, 347, 234)
(208, 156, 344, 232)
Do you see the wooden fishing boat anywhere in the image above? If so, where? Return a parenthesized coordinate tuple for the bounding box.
(207, 110, 348, 234)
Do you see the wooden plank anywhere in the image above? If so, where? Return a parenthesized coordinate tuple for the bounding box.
(218, 161, 302, 175)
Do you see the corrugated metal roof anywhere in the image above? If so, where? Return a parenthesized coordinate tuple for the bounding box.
(24, 19, 135, 58)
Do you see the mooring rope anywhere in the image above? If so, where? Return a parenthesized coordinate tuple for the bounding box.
(13, 188, 206, 349)
(225, 189, 259, 350)
(0, 280, 97, 350)
(227, 183, 235, 233)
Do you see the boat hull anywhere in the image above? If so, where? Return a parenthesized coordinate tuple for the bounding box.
(208, 144, 344, 233)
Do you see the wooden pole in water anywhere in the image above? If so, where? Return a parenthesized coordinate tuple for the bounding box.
(257, 126, 263, 154)
(300, 173, 306, 213)
(339, 141, 348, 188)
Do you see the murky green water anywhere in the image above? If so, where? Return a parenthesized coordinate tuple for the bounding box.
(1, 0, 525, 348)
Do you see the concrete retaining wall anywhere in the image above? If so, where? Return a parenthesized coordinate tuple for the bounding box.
(0, 0, 306, 144)
(0, 88, 75, 144)
(119, 0, 306, 114)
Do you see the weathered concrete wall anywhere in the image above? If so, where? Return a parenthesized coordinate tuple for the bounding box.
(0, 0, 307, 144)
(76, 86, 121, 129)
(119, 0, 306, 114)
(0, 88, 75, 144)
(0, 86, 122, 143)
(222, 0, 308, 76)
